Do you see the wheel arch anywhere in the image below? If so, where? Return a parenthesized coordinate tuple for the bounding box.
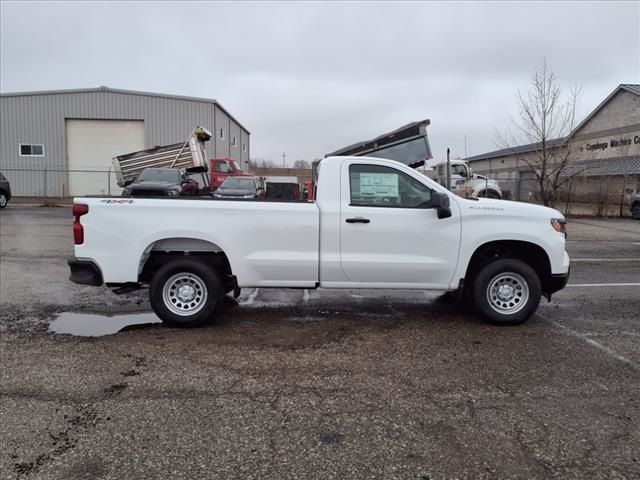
(138, 237, 233, 285)
(465, 240, 553, 294)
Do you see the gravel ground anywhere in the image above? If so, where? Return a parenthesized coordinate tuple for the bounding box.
(1, 206, 639, 480)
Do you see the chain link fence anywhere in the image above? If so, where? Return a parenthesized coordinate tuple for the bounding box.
(1, 167, 122, 198)
(3, 166, 639, 217)
(484, 171, 640, 217)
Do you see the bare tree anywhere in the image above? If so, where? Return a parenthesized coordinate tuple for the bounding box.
(293, 159, 311, 169)
(496, 60, 582, 207)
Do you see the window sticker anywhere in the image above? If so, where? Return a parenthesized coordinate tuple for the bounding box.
(360, 173, 399, 198)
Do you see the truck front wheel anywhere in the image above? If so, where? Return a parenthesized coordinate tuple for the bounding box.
(471, 259, 541, 326)
(149, 258, 222, 328)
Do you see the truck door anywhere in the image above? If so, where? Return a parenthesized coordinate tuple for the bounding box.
(339, 161, 461, 288)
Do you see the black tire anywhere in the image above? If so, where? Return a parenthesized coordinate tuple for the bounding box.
(0, 191, 8, 209)
(632, 202, 640, 220)
(149, 258, 222, 328)
(471, 258, 541, 326)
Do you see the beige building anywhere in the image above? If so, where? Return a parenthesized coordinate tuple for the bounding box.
(465, 84, 640, 214)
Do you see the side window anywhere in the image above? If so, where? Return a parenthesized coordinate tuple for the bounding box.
(452, 164, 467, 177)
(215, 162, 232, 173)
(19, 143, 45, 157)
(349, 164, 432, 208)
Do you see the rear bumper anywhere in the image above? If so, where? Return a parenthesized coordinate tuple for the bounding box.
(68, 258, 103, 286)
(546, 268, 570, 295)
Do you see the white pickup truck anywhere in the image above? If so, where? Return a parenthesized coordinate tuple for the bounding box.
(69, 156, 570, 327)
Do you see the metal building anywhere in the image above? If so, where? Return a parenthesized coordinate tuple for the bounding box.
(0, 87, 250, 196)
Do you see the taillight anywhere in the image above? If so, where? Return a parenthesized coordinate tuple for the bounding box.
(73, 204, 89, 245)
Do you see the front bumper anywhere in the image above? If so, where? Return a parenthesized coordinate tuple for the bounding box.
(68, 258, 103, 286)
(546, 268, 570, 295)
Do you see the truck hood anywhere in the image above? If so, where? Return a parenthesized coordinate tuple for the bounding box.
(456, 196, 564, 220)
(217, 188, 255, 196)
(128, 181, 178, 190)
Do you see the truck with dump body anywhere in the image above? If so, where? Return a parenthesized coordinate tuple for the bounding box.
(433, 160, 502, 199)
(112, 127, 213, 190)
(69, 142, 570, 328)
(327, 120, 502, 198)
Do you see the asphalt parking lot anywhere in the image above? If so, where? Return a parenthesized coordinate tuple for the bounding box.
(1, 205, 639, 480)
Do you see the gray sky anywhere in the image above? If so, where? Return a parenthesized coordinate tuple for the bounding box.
(1, 1, 639, 165)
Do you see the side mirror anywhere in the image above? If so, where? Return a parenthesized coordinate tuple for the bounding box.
(431, 192, 452, 219)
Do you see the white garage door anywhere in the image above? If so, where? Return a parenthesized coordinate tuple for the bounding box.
(66, 119, 145, 196)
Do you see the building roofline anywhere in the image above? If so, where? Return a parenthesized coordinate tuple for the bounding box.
(566, 83, 639, 140)
(465, 137, 565, 162)
(0, 86, 250, 133)
(466, 83, 639, 163)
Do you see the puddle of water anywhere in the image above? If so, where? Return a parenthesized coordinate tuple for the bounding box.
(49, 312, 161, 337)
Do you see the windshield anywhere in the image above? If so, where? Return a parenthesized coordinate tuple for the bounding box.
(221, 178, 255, 189)
(137, 169, 179, 183)
(451, 164, 468, 176)
(214, 161, 233, 173)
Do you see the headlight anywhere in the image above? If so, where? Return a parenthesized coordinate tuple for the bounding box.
(243, 194, 255, 199)
(550, 218, 567, 238)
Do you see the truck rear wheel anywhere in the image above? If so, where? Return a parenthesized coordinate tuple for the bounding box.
(471, 259, 541, 326)
(149, 258, 222, 328)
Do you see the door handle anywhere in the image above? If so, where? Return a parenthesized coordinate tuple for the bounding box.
(345, 217, 370, 224)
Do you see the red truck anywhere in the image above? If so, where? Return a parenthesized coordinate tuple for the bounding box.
(209, 158, 251, 190)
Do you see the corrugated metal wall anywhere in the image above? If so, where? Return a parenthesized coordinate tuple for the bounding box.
(0, 89, 250, 196)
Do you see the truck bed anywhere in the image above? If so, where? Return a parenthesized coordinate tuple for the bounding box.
(75, 197, 319, 287)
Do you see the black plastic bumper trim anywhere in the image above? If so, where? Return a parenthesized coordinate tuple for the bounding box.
(68, 258, 103, 286)
(546, 268, 570, 295)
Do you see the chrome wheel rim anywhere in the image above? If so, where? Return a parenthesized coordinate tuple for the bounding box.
(162, 273, 208, 316)
(486, 272, 529, 315)
(0, 194, 6, 207)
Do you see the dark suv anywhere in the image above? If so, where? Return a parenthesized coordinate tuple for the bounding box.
(0, 172, 11, 208)
(122, 168, 210, 197)
(631, 192, 640, 220)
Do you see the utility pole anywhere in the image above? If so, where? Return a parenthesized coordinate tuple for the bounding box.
(446, 148, 451, 190)
(464, 134, 468, 159)
(282, 152, 286, 168)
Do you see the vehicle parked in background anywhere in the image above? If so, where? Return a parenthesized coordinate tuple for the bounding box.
(113, 127, 212, 188)
(327, 119, 502, 199)
(433, 160, 503, 199)
(0, 172, 11, 208)
(264, 176, 300, 200)
(631, 192, 640, 220)
(302, 181, 314, 201)
(209, 158, 250, 191)
(213, 176, 265, 199)
(122, 167, 210, 197)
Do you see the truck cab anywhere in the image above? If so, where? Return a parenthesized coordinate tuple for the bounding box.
(434, 160, 503, 199)
(209, 158, 250, 191)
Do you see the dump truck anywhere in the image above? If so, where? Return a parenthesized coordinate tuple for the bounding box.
(433, 159, 502, 199)
(327, 119, 501, 198)
(112, 127, 213, 188)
